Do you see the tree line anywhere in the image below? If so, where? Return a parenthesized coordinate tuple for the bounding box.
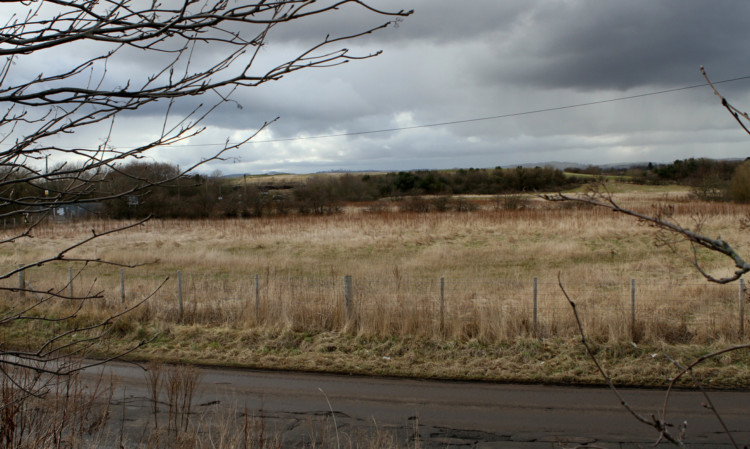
(9, 159, 748, 221)
(113, 164, 578, 218)
(566, 157, 750, 201)
(3, 163, 576, 219)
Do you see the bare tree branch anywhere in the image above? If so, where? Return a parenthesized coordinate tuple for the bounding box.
(0, 0, 412, 423)
(551, 66, 750, 448)
(543, 188, 750, 283)
(660, 348, 747, 449)
(701, 66, 750, 135)
(557, 273, 686, 447)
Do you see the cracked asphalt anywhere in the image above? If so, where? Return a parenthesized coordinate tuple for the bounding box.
(85, 361, 749, 448)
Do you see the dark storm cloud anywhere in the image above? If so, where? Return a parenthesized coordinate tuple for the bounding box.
(496, 1, 750, 91)
(264, 0, 527, 44)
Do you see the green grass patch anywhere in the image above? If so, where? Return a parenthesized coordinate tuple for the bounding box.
(563, 180, 691, 194)
(563, 172, 633, 181)
(9, 325, 739, 389)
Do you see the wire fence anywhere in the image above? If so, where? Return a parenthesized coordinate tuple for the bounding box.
(9, 266, 749, 343)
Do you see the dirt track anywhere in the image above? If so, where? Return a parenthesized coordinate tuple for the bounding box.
(86, 360, 749, 448)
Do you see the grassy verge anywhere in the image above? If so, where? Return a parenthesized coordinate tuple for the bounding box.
(121, 329, 750, 388)
(6, 319, 747, 388)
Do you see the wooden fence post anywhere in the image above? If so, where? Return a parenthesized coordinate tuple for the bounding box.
(177, 270, 183, 320)
(69, 266, 73, 298)
(18, 264, 25, 298)
(631, 279, 636, 341)
(120, 268, 125, 304)
(440, 277, 445, 335)
(740, 278, 745, 338)
(344, 275, 353, 324)
(254, 274, 260, 320)
(533, 277, 538, 337)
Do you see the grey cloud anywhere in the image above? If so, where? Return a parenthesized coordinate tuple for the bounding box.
(12, 1, 750, 175)
(264, 1, 529, 44)
(494, 1, 750, 91)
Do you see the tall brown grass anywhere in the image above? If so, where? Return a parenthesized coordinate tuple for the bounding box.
(0, 360, 112, 449)
(2, 192, 749, 345)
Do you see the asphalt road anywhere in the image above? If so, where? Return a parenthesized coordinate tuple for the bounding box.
(85, 361, 749, 448)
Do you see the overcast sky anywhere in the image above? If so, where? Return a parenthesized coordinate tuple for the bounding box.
(12, 0, 750, 174)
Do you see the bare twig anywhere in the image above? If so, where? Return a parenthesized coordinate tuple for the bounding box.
(0, 0, 412, 440)
(549, 65, 750, 449)
(701, 66, 750, 135)
(660, 346, 750, 449)
(557, 273, 686, 447)
(544, 190, 749, 284)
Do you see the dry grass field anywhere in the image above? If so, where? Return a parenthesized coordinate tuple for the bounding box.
(3, 186, 750, 386)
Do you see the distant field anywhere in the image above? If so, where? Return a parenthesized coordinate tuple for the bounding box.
(3, 186, 750, 386)
(563, 179, 691, 193)
(563, 171, 633, 181)
(228, 171, 387, 185)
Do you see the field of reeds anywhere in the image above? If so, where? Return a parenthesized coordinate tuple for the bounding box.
(2, 188, 750, 385)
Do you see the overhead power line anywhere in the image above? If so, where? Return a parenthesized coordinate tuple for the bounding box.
(182, 73, 750, 147)
(8, 74, 750, 150)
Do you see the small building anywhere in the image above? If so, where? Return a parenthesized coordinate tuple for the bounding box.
(53, 202, 105, 221)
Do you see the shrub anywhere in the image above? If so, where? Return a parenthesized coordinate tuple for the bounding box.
(398, 197, 433, 213)
(729, 161, 750, 202)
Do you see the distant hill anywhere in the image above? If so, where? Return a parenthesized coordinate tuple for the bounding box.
(506, 161, 587, 170)
(222, 158, 746, 178)
(221, 171, 289, 178)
